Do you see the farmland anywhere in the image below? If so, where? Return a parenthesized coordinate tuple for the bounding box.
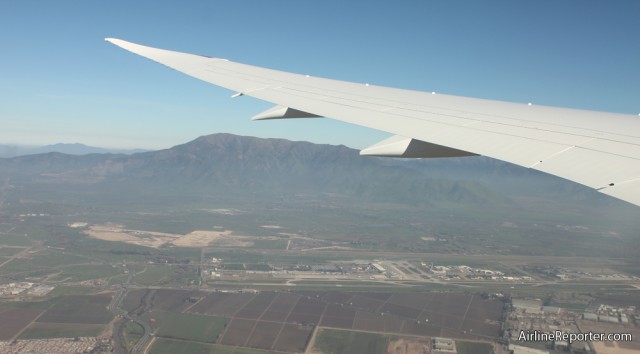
(37, 295, 113, 324)
(314, 328, 389, 354)
(18, 323, 104, 339)
(148, 339, 217, 354)
(188, 290, 503, 340)
(0, 295, 113, 343)
(154, 312, 226, 343)
(146, 289, 207, 312)
(148, 338, 278, 354)
(456, 341, 494, 354)
(118, 288, 503, 353)
(0, 307, 43, 340)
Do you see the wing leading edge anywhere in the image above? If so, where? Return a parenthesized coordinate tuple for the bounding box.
(105, 38, 640, 207)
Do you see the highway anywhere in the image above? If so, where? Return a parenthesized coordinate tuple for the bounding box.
(108, 269, 154, 354)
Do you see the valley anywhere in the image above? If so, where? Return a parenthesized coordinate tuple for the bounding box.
(0, 134, 638, 353)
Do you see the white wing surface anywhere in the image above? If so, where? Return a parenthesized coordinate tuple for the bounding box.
(105, 38, 640, 207)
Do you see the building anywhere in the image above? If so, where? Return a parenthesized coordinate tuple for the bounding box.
(599, 315, 619, 323)
(542, 306, 561, 314)
(433, 337, 455, 351)
(371, 263, 386, 273)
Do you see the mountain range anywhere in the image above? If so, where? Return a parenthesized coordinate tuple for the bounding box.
(0, 143, 147, 158)
(0, 133, 626, 206)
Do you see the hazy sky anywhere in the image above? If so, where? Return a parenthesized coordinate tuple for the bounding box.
(1, 1, 638, 150)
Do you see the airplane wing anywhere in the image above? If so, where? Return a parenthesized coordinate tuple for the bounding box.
(105, 38, 640, 207)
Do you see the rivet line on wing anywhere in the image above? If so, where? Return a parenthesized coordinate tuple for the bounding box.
(529, 146, 578, 168)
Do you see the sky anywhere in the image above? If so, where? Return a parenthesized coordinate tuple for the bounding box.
(1, 1, 639, 150)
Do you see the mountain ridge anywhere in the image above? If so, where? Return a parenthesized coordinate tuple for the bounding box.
(0, 133, 513, 205)
(0, 143, 147, 158)
(0, 133, 628, 207)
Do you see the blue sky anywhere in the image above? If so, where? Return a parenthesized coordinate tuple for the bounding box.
(1, 1, 638, 149)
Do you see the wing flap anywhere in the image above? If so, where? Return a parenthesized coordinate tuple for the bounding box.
(360, 135, 477, 158)
(251, 105, 321, 120)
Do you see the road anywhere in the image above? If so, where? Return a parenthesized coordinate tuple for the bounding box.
(0, 245, 33, 270)
(129, 290, 154, 354)
(108, 269, 155, 354)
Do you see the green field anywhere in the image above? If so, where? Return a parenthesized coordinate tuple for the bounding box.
(45, 285, 100, 297)
(0, 297, 59, 310)
(0, 247, 26, 256)
(0, 233, 31, 246)
(456, 341, 494, 354)
(49, 264, 122, 282)
(0, 250, 89, 275)
(108, 273, 130, 285)
(148, 338, 216, 354)
(230, 348, 279, 354)
(19, 325, 104, 339)
(155, 312, 226, 343)
(130, 263, 200, 287)
(133, 265, 175, 286)
(248, 239, 288, 250)
(149, 339, 277, 354)
(122, 320, 145, 350)
(38, 295, 113, 324)
(314, 328, 388, 354)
